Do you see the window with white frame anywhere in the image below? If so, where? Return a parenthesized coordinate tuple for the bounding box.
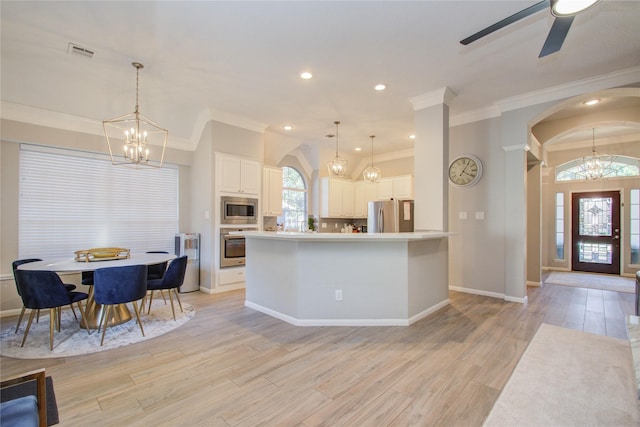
(631, 189, 640, 265)
(555, 155, 640, 182)
(279, 166, 307, 231)
(18, 145, 178, 259)
(555, 192, 565, 260)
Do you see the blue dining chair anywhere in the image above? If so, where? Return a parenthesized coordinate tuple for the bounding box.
(12, 259, 78, 333)
(15, 269, 89, 351)
(146, 256, 187, 321)
(93, 264, 147, 346)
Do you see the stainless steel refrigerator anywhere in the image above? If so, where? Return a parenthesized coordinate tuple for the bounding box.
(367, 200, 414, 233)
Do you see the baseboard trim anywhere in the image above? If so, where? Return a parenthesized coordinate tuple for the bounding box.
(244, 299, 450, 327)
(449, 285, 528, 304)
(449, 285, 505, 300)
(527, 280, 541, 287)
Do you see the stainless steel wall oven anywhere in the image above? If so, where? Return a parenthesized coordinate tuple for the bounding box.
(220, 228, 249, 268)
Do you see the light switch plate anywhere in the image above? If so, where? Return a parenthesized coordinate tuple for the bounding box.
(475, 211, 485, 220)
(459, 211, 468, 220)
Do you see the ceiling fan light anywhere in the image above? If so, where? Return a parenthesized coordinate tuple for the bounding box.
(551, 0, 600, 17)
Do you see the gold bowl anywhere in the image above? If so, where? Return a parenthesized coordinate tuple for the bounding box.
(74, 247, 130, 262)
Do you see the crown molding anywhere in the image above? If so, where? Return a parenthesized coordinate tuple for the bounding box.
(0, 101, 191, 149)
(410, 87, 457, 110)
(450, 66, 640, 127)
(496, 66, 640, 113)
(353, 148, 414, 176)
(191, 107, 268, 150)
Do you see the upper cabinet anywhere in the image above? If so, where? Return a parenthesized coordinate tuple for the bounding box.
(320, 178, 354, 218)
(216, 154, 261, 195)
(355, 181, 377, 218)
(263, 167, 283, 216)
(392, 175, 413, 199)
(376, 178, 393, 200)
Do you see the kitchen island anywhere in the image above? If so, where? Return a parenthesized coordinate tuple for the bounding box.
(240, 231, 451, 326)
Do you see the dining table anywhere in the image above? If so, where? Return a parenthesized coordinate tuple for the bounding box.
(17, 252, 176, 329)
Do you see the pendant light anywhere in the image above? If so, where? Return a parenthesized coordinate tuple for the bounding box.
(363, 135, 382, 183)
(327, 121, 347, 177)
(103, 62, 168, 168)
(577, 128, 614, 180)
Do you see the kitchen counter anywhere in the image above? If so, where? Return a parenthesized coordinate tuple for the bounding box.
(234, 230, 452, 241)
(241, 230, 451, 326)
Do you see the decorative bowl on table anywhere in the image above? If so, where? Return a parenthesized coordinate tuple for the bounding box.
(74, 247, 130, 262)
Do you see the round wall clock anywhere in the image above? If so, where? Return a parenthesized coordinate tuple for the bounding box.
(448, 154, 483, 187)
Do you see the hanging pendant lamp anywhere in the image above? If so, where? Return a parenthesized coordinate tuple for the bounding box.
(577, 128, 614, 180)
(103, 62, 168, 168)
(327, 121, 347, 177)
(363, 135, 382, 183)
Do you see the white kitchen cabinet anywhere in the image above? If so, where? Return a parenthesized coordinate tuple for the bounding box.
(263, 167, 283, 216)
(216, 154, 260, 194)
(320, 178, 354, 218)
(355, 181, 377, 218)
(376, 178, 393, 200)
(393, 175, 414, 199)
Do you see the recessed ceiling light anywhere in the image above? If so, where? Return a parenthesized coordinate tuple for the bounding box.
(283, 125, 294, 131)
(355, 147, 362, 152)
(583, 98, 601, 106)
(409, 134, 416, 140)
(374, 84, 386, 91)
(300, 71, 313, 80)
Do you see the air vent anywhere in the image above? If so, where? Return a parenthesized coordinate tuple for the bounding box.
(67, 43, 94, 59)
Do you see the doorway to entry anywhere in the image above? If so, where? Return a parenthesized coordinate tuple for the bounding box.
(571, 191, 621, 274)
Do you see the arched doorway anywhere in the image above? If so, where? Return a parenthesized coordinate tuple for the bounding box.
(529, 88, 640, 284)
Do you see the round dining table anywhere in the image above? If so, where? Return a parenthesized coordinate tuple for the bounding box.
(18, 252, 176, 329)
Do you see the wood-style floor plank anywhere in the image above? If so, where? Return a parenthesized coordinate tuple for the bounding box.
(1, 283, 635, 426)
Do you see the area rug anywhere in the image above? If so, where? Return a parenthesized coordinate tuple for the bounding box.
(0, 300, 195, 359)
(484, 323, 640, 426)
(545, 271, 635, 293)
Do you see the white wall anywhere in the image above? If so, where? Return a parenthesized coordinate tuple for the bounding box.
(448, 117, 506, 296)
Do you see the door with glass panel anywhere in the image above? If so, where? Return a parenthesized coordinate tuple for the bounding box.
(571, 191, 620, 274)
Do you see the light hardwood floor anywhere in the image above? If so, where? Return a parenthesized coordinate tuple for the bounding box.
(1, 283, 635, 426)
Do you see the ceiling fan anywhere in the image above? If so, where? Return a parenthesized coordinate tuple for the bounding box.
(460, 0, 601, 58)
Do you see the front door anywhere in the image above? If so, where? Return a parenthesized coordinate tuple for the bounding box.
(571, 191, 621, 274)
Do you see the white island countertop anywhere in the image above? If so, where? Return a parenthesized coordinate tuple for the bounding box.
(234, 230, 452, 241)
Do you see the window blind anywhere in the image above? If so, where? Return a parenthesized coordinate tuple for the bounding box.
(19, 145, 178, 259)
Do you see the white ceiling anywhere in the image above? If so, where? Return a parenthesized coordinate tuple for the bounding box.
(1, 1, 639, 161)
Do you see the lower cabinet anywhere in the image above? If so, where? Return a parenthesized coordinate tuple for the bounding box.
(217, 267, 245, 291)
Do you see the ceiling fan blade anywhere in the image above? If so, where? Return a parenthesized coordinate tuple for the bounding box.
(460, 0, 549, 45)
(539, 16, 574, 57)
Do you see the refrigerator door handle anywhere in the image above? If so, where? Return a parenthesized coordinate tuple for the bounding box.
(378, 208, 384, 233)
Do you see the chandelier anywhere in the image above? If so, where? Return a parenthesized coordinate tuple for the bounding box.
(103, 62, 168, 167)
(577, 128, 614, 180)
(327, 121, 347, 177)
(363, 135, 382, 183)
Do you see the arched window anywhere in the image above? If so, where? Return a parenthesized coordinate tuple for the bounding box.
(279, 167, 307, 231)
(555, 155, 640, 182)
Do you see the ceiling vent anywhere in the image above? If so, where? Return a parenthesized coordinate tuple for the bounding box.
(67, 43, 94, 59)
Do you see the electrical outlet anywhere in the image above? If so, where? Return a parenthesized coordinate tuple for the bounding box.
(322, 223, 327, 228)
(335, 289, 343, 301)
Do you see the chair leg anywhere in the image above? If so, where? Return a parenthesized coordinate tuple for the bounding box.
(21, 310, 36, 347)
(132, 301, 145, 337)
(173, 289, 183, 313)
(50, 308, 55, 351)
(14, 306, 26, 333)
(69, 303, 78, 320)
(100, 305, 112, 346)
(57, 307, 61, 332)
(148, 291, 155, 313)
(77, 301, 90, 335)
(160, 290, 167, 304)
(36, 309, 40, 323)
(168, 290, 176, 321)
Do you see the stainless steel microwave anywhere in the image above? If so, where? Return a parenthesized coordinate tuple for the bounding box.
(221, 196, 258, 224)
